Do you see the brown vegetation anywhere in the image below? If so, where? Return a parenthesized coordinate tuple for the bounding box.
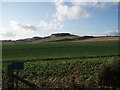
(71, 37, 119, 42)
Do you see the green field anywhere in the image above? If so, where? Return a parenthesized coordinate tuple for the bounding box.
(2, 41, 120, 88)
(2, 41, 119, 61)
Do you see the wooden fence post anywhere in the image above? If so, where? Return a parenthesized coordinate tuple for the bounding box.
(7, 64, 14, 89)
(6, 62, 40, 89)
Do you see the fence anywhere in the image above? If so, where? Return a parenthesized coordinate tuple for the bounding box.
(7, 63, 40, 89)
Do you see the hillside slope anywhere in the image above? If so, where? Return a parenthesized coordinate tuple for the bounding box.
(1, 32, 120, 44)
(71, 37, 119, 42)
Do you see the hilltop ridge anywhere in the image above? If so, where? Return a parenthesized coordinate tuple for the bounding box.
(1, 33, 79, 43)
(1, 33, 119, 44)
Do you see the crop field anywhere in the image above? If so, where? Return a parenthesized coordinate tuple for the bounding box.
(2, 41, 119, 61)
(2, 41, 120, 88)
(2, 57, 120, 88)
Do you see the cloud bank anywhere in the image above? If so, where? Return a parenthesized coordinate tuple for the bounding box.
(54, 1, 117, 22)
(39, 21, 64, 29)
(0, 27, 16, 37)
(10, 21, 37, 32)
(0, 32, 16, 37)
(102, 30, 120, 36)
(54, 0, 90, 21)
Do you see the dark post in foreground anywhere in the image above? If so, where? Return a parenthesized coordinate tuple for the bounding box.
(7, 62, 40, 89)
(7, 64, 14, 89)
(7, 62, 24, 89)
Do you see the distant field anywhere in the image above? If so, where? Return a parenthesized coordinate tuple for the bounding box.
(2, 41, 119, 61)
(71, 37, 119, 42)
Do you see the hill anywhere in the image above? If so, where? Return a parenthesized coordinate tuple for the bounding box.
(1, 33, 119, 44)
(1, 33, 79, 44)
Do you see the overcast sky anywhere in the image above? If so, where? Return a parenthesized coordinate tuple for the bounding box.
(0, 1, 119, 40)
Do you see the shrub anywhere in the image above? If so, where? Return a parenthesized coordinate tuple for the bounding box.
(96, 59, 120, 88)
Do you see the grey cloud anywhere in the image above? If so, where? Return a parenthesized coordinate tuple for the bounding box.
(10, 21, 37, 32)
(0, 32, 16, 37)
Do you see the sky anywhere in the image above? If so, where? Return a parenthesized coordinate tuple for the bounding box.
(0, 1, 119, 40)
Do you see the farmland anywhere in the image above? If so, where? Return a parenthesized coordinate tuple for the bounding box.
(2, 41, 120, 88)
(2, 57, 120, 88)
(2, 41, 119, 61)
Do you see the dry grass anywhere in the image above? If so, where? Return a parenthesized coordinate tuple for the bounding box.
(71, 37, 119, 42)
